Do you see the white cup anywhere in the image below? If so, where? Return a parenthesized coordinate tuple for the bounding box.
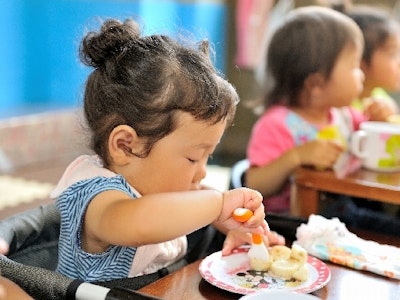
(350, 121, 400, 172)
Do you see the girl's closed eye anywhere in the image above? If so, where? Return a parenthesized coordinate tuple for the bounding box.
(187, 153, 214, 164)
(187, 157, 198, 163)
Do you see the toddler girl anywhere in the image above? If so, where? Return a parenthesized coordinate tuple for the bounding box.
(51, 18, 274, 282)
(246, 6, 400, 236)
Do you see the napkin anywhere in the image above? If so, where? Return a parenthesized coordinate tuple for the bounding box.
(295, 214, 400, 280)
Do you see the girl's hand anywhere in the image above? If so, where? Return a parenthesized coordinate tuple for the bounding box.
(221, 230, 285, 256)
(364, 99, 396, 121)
(295, 140, 343, 169)
(215, 188, 269, 234)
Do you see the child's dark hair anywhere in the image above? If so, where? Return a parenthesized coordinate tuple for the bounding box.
(346, 6, 400, 66)
(263, 6, 362, 109)
(79, 18, 238, 166)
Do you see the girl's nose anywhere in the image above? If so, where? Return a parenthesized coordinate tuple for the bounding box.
(193, 163, 207, 184)
(193, 163, 207, 183)
(192, 165, 207, 190)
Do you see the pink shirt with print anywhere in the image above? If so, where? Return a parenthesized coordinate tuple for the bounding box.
(247, 105, 365, 213)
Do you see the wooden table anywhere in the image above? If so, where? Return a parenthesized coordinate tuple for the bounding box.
(291, 167, 400, 218)
(139, 230, 400, 300)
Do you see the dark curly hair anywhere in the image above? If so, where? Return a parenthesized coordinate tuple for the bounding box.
(79, 19, 238, 166)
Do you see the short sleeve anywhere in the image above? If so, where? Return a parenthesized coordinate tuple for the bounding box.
(247, 106, 296, 166)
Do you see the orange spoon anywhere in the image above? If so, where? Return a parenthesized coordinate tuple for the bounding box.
(233, 208, 270, 271)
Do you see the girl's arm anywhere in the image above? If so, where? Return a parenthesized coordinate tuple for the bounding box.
(246, 140, 343, 197)
(84, 187, 266, 251)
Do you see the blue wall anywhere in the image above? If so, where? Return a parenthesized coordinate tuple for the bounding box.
(0, 0, 227, 118)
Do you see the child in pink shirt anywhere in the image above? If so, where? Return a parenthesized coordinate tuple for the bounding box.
(246, 6, 400, 236)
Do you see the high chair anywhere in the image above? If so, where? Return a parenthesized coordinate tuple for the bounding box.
(0, 204, 217, 299)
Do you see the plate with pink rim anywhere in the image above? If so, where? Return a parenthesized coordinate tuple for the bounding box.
(199, 247, 330, 295)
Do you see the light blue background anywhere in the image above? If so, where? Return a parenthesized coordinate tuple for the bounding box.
(0, 0, 227, 118)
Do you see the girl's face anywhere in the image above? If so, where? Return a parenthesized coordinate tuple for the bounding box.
(323, 43, 365, 107)
(363, 34, 400, 92)
(125, 112, 227, 195)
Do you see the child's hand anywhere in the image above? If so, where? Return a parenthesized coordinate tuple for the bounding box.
(215, 188, 268, 234)
(221, 230, 285, 256)
(364, 99, 396, 121)
(295, 140, 344, 169)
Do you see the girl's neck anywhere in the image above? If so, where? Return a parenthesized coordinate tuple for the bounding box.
(290, 106, 331, 127)
(359, 82, 374, 99)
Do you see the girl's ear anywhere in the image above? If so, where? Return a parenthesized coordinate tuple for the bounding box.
(305, 73, 325, 90)
(305, 73, 325, 100)
(108, 125, 140, 165)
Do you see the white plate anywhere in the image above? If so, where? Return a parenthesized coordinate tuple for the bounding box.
(199, 247, 330, 295)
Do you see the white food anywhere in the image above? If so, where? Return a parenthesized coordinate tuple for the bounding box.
(270, 258, 301, 279)
(248, 235, 271, 271)
(269, 245, 291, 261)
(250, 244, 309, 282)
(290, 243, 308, 265)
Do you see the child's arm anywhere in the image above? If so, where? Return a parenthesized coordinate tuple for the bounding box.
(83, 187, 266, 251)
(364, 100, 396, 121)
(246, 140, 343, 197)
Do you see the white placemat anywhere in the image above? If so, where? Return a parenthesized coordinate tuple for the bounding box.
(0, 175, 54, 209)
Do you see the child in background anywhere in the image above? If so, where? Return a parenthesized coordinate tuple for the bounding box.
(51, 18, 279, 283)
(246, 6, 400, 236)
(343, 4, 400, 215)
(346, 5, 400, 120)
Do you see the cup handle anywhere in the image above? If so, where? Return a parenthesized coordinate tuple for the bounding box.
(350, 130, 368, 158)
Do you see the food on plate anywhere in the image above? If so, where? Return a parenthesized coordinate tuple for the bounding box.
(267, 244, 309, 281)
(231, 208, 309, 281)
(269, 245, 291, 261)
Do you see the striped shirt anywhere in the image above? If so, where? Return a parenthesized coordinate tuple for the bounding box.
(56, 175, 137, 281)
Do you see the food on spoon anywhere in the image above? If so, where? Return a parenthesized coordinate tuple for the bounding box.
(232, 208, 270, 271)
(232, 207, 254, 223)
(248, 233, 270, 271)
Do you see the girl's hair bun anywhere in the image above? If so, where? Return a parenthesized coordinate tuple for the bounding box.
(80, 18, 140, 68)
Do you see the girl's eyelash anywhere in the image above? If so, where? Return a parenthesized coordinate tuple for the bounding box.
(187, 154, 213, 163)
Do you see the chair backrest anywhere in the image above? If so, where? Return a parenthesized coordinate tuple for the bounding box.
(0, 254, 164, 300)
(230, 159, 250, 189)
(0, 204, 60, 270)
(0, 203, 220, 298)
